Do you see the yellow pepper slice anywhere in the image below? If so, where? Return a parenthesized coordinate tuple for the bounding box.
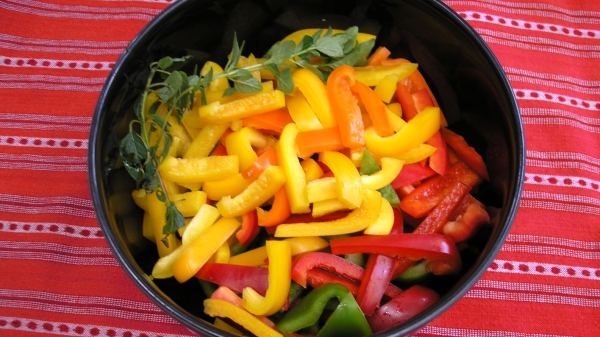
(365, 106, 441, 157)
(321, 151, 364, 209)
(282, 28, 376, 45)
(158, 155, 239, 184)
(387, 102, 402, 117)
(393, 143, 437, 164)
(201, 61, 230, 91)
(151, 204, 220, 279)
(292, 68, 336, 128)
(204, 299, 283, 337)
(286, 91, 323, 131)
(173, 217, 240, 283)
(131, 188, 148, 211)
(354, 63, 418, 87)
(242, 240, 291, 316)
(204, 81, 274, 105)
(374, 74, 399, 103)
(361, 157, 404, 190)
(277, 123, 310, 214)
(214, 318, 243, 336)
(199, 90, 286, 123)
(183, 122, 230, 159)
(217, 165, 287, 218)
(237, 55, 261, 82)
(300, 158, 324, 182)
(306, 177, 338, 203)
(202, 173, 253, 201)
(312, 198, 348, 217)
(173, 190, 207, 217)
(275, 189, 381, 237)
(165, 116, 192, 156)
(146, 191, 180, 257)
(213, 242, 231, 264)
(228, 237, 329, 266)
(363, 196, 394, 235)
(225, 127, 268, 171)
(386, 107, 407, 132)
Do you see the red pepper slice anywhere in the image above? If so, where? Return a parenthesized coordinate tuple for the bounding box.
(390, 207, 404, 234)
(210, 143, 228, 156)
(327, 65, 364, 148)
(413, 182, 471, 235)
(236, 209, 259, 246)
(197, 262, 269, 295)
(443, 194, 490, 242)
(411, 87, 434, 114)
(441, 127, 489, 181)
(425, 130, 449, 176)
(291, 252, 402, 297)
(395, 83, 419, 121)
(391, 163, 437, 190)
(356, 254, 397, 315)
(241, 145, 278, 179)
(367, 285, 439, 333)
(400, 161, 481, 218)
(329, 234, 461, 275)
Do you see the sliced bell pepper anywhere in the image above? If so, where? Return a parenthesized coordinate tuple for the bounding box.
(183, 121, 230, 159)
(274, 188, 380, 237)
(443, 198, 490, 242)
(236, 209, 260, 246)
(199, 90, 286, 124)
(330, 233, 461, 275)
(413, 182, 471, 235)
(366, 46, 392, 66)
(286, 90, 324, 131)
(230, 237, 329, 266)
(242, 108, 294, 135)
(364, 106, 441, 157)
(395, 83, 419, 121)
(400, 161, 481, 218)
(281, 28, 376, 45)
(291, 252, 403, 297)
(197, 263, 269, 295)
(277, 123, 310, 214)
(363, 196, 394, 235)
(204, 299, 282, 337)
(426, 130, 449, 176)
(210, 286, 278, 329)
(295, 127, 345, 158)
(277, 283, 371, 337)
(311, 198, 348, 218)
(242, 240, 291, 316)
(374, 74, 399, 104)
(210, 142, 228, 156)
(305, 268, 360, 295)
(225, 127, 268, 172)
(390, 144, 437, 164)
(354, 62, 418, 87)
(390, 162, 437, 190)
(201, 61, 230, 91)
(300, 158, 325, 182)
(320, 150, 364, 209)
(202, 173, 253, 201)
(367, 285, 439, 334)
(257, 186, 291, 227)
(441, 127, 489, 181)
(173, 217, 240, 283)
(158, 155, 239, 184)
(327, 64, 364, 148)
(292, 68, 336, 128)
(213, 242, 230, 264)
(172, 190, 207, 217)
(217, 165, 287, 218)
(241, 144, 278, 179)
(356, 253, 397, 315)
(146, 191, 180, 257)
(351, 80, 394, 137)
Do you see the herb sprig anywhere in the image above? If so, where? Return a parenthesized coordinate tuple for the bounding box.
(119, 26, 375, 246)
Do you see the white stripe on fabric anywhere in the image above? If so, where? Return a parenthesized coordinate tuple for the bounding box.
(0, 33, 128, 55)
(0, 194, 95, 219)
(0, 0, 161, 21)
(475, 279, 600, 298)
(418, 325, 572, 337)
(514, 88, 599, 112)
(0, 153, 87, 172)
(445, 0, 600, 24)
(507, 234, 600, 251)
(524, 173, 600, 192)
(520, 108, 600, 134)
(0, 135, 88, 149)
(506, 67, 600, 95)
(526, 150, 600, 174)
(0, 74, 106, 92)
(0, 55, 114, 71)
(0, 316, 192, 337)
(461, 11, 600, 40)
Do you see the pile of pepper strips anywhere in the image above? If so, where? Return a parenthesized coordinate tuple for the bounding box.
(135, 30, 491, 337)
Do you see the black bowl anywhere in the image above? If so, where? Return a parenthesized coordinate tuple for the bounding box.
(88, 0, 525, 336)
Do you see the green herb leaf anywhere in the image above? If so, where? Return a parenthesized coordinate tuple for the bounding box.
(225, 34, 244, 72)
(120, 132, 148, 166)
(223, 87, 237, 97)
(164, 203, 185, 235)
(188, 74, 200, 87)
(231, 69, 262, 93)
(296, 35, 313, 54)
(267, 40, 296, 65)
(341, 26, 359, 54)
(157, 86, 175, 102)
(164, 71, 183, 92)
(201, 68, 213, 87)
(142, 161, 159, 193)
(275, 68, 294, 95)
(157, 56, 173, 70)
(314, 36, 344, 58)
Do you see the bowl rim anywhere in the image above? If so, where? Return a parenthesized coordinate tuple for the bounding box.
(88, 0, 525, 336)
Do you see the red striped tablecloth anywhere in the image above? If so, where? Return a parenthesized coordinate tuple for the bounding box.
(1, 0, 599, 336)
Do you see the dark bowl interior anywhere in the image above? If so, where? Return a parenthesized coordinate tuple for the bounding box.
(88, 0, 525, 336)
